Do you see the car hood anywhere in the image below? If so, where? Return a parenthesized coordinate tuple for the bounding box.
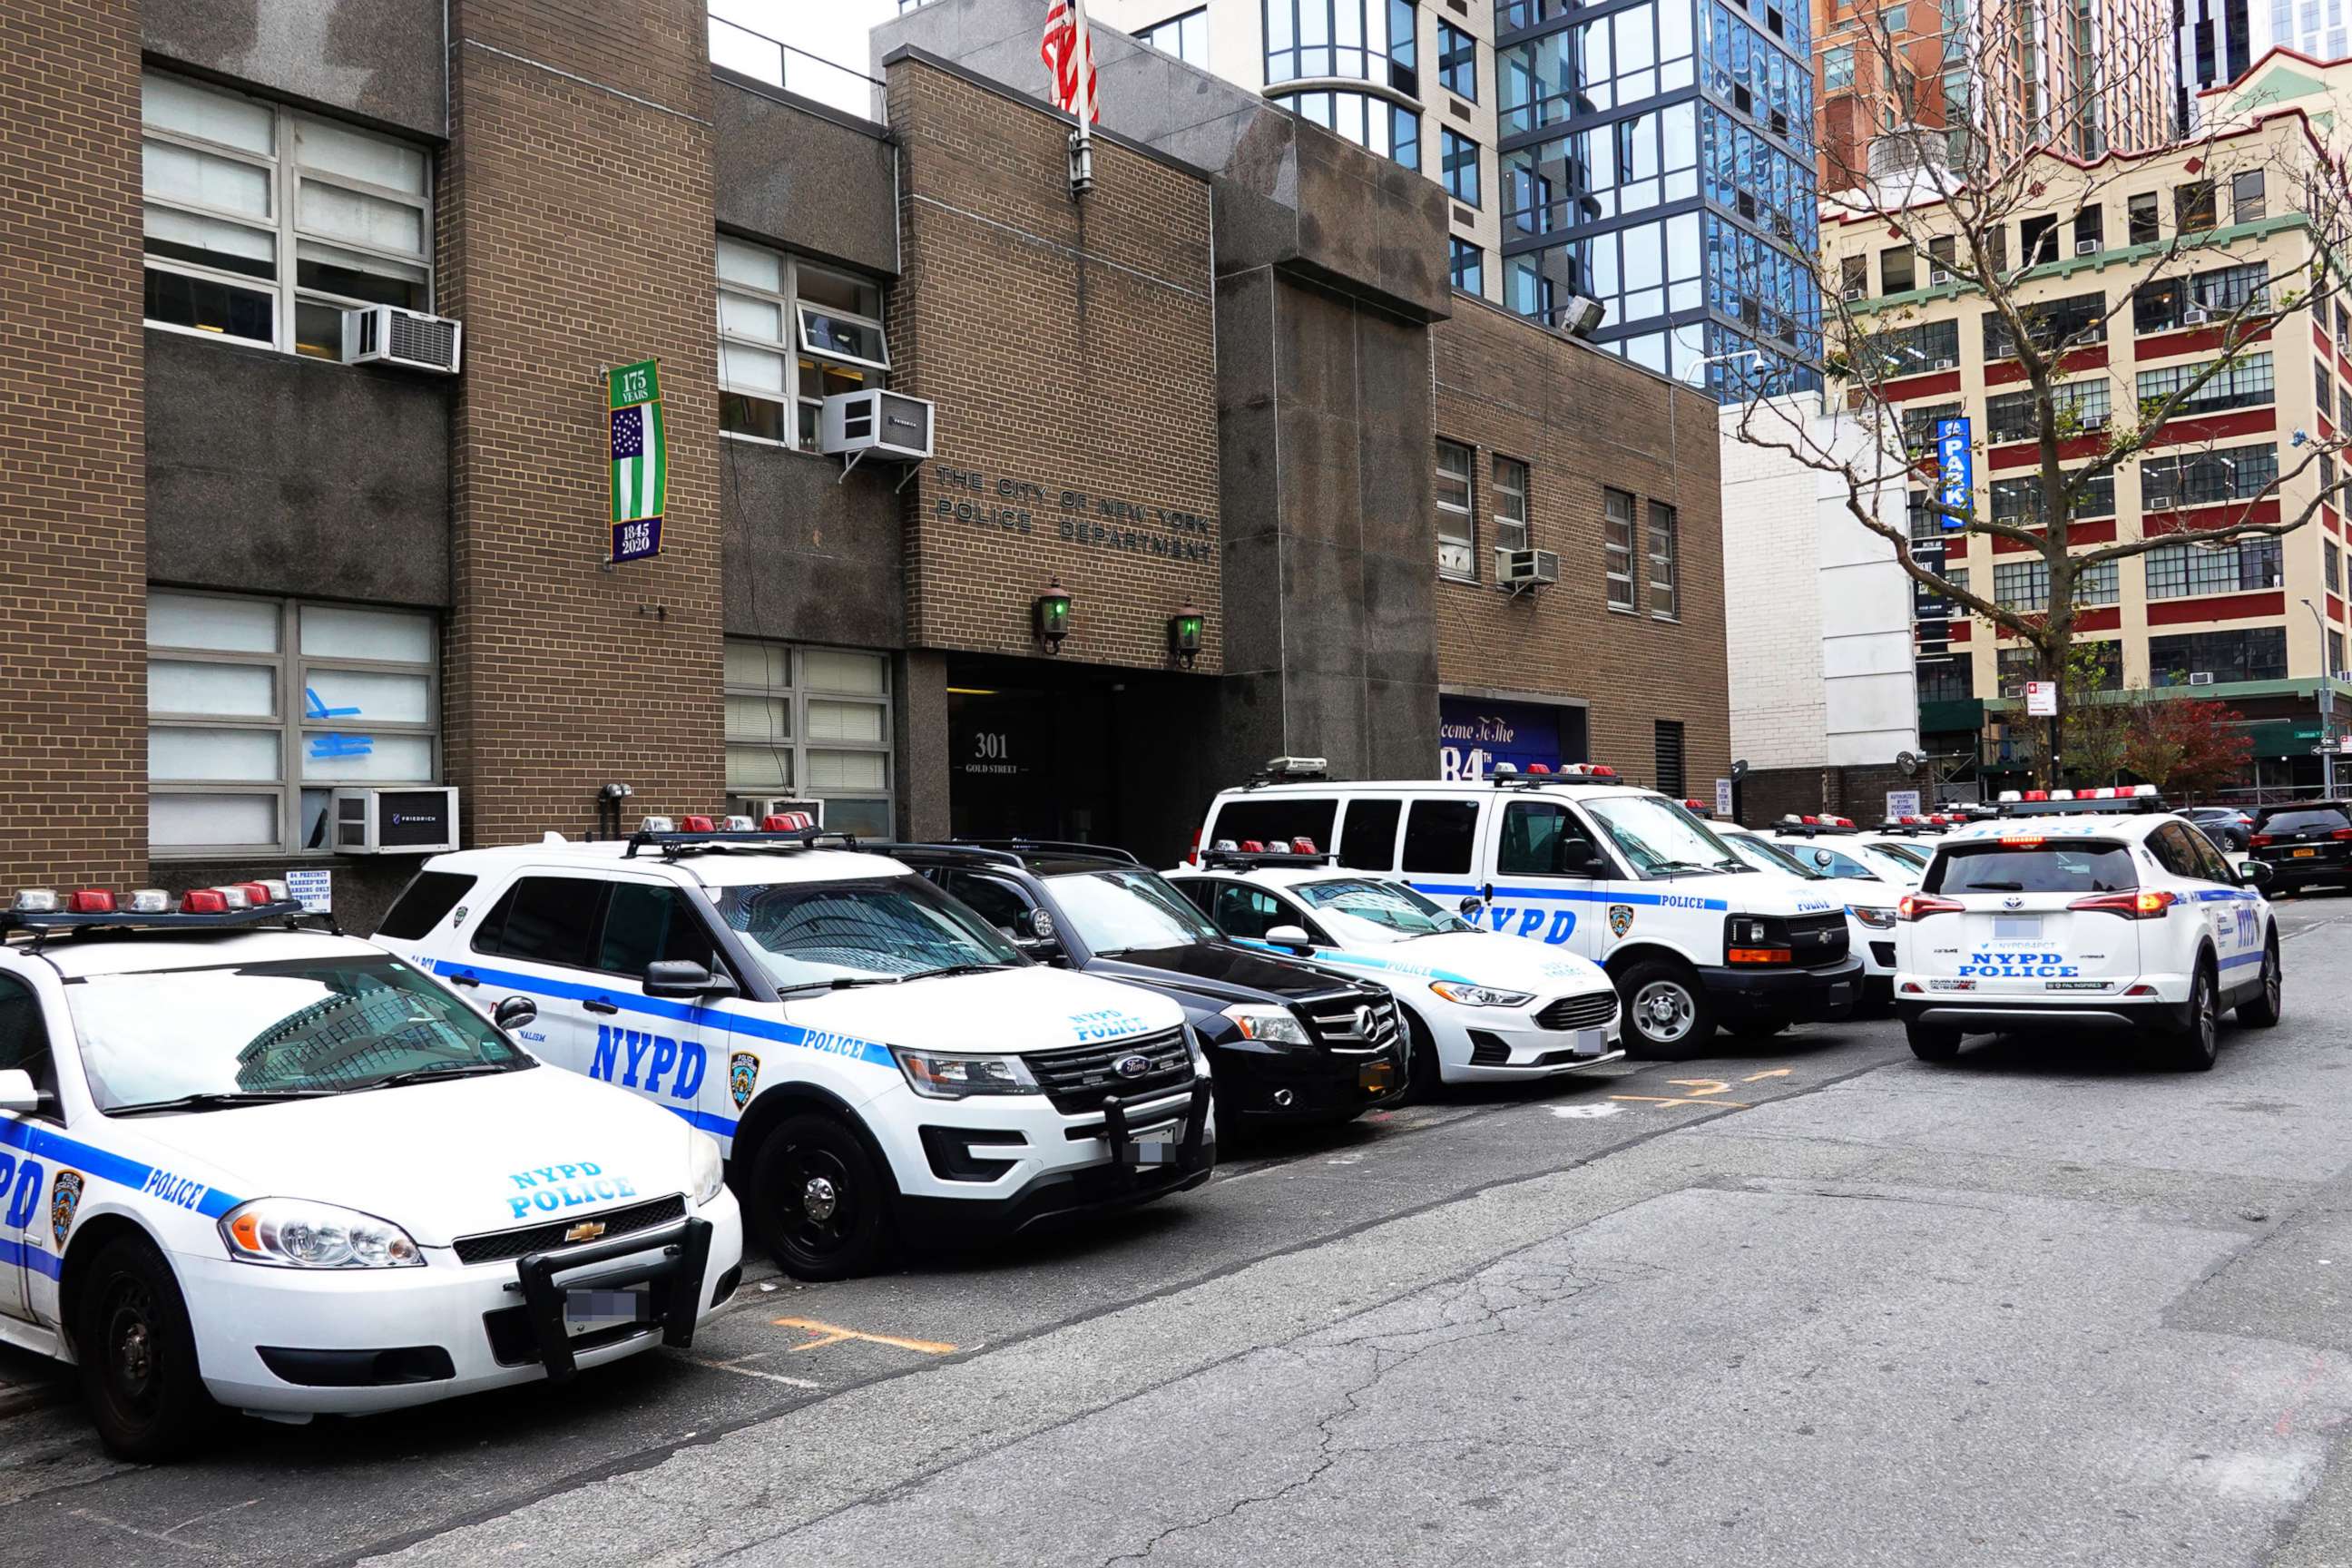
(119, 1067, 699, 1249)
(1090, 942, 1366, 1005)
(1804, 876, 1899, 912)
(1684, 869, 1851, 918)
(1268, 930, 1612, 995)
(776, 965, 1187, 1055)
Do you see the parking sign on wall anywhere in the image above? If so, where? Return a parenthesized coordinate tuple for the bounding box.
(1935, 416, 1971, 528)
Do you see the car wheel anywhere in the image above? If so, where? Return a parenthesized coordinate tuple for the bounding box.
(1401, 1007, 1443, 1102)
(1905, 1021, 1963, 1063)
(1618, 960, 1714, 1056)
(2236, 938, 2283, 1028)
(750, 1113, 892, 1281)
(74, 1233, 216, 1463)
(2169, 963, 2220, 1072)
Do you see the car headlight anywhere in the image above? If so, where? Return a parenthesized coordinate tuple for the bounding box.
(1220, 1004, 1314, 1047)
(1728, 916, 1771, 946)
(220, 1198, 423, 1269)
(686, 1129, 726, 1206)
(1428, 980, 1535, 1008)
(892, 1046, 1042, 1100)
(1847, 905, 1897, 929)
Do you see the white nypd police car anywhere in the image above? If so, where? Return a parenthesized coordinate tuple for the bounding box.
(387, 818, 1211, 1282)
(0, 883, 741, 1461)
(1164, 848, 1622, 1093)
(1894, 801, 2281, 1069)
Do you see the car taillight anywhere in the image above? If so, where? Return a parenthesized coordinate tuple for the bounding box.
(2249, 834, 2273, 848)
(2334, 829, 2352, 842)
(2069, 890, 2176, 919)
(1897, 893, 1964, 921)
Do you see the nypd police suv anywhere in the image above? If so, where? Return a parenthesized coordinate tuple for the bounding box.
(387, 818, 1212, 1281)
(1189, 762, 1862, 1052)
(1894, 795, 2280, 1069)
(0, 882, 741, 1460)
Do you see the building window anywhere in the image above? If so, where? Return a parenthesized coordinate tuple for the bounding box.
(723, 641, 894, 836)
(141, 72, 433, 360)
(2176, 180, 2219, 233)
(2135, 353, 2275, 418)
(1449, 237, 1485, 293)
(2142, 443, 2278, 510)
(148, 592, 437, 857)
(2329, 629, 2346, 677)
(1899, 400, 1965, 456)
(2132, 260, 2269, 333)
(1436, 440, 1476, 579)
(1266, 0, 1420, 92)
(2232, 170, 2267, 222)
(1491, 456, 1530, 554)
(718, 237, 889, 451)
(2143, 538, 2284, 599)
(1134, 5, 1210, 62)
(2149, 626, 2288, 685)
(1279, 88, 1422, 168)
(1824, 44, 1855, 89)
(2127, 191, 2160, 245)
(1438, 20, 1477, 97)
(1653, 720, 1686, 797)
(1994, 560, 2049, 612)
(2073, 560, 2120, 605)
(1441, 130, 1482, 205)
(2328, 543, 2342, 595)
(1916, 657, 1972, 703)
(1604, 487, 1638, 610)
(1880, 245, 1916, 294)
(1985, 379, 2108, 444)
(2073, 205, 2103, 251)
(1647, 500, 1679, 618)
(1981, 292, 2105, 361)
(1995, 645, 2041, 699)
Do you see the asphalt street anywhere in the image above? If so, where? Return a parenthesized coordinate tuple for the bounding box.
(6, 895, 2352, 1566)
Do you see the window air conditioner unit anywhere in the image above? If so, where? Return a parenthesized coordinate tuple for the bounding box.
(2187, 671, 2216, 685)
(2080, 411, 2107, 428)
(1842, 286, 1866, 301)
(331, 786, 459, 854)
(731, 795, 825, 826)
(2181, 306, 2210, 325)
(1930, 269, 1953, 285)
(342, 305, 463, 374)
(1933, 357, 1955, 369)
(2074, 239, 2098, 255)
(1498, 547, 1561, 589)
(819, 389, 936, 463)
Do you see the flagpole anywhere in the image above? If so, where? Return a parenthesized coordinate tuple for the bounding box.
(1068, 0, 1094, 194)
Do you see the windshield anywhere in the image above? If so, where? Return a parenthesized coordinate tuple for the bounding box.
(1723, 834, 1827, 880)
(1294, 878, 1475, 941)
(71, 956, 529, 1113)
(716, 875, 1022, 987)
(1583, 797, 1743, 877)
(1927, 842, 2137, 895)
(1869, 840, 1932, 870)
(1046, 868, 1222, 952)
(2256, 806, 2352, 835)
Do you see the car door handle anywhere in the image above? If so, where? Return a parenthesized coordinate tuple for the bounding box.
(446, 972, 480, 988)
(583, 999, 621, 1015)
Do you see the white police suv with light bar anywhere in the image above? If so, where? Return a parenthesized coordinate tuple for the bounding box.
(1183, 761, 1863, 1054)
(1894, 803, 2280, 1069)
(0, 881, 741, 1461)
(384, 817, 1210, 1281)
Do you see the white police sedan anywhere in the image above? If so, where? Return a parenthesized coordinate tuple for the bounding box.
(0, 884, 740, 1459)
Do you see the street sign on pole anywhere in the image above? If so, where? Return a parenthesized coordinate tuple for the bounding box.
(1715, 778, 1734, 818)
(1886, 789, 1923, 819)
(2024, 681, 2058, 718)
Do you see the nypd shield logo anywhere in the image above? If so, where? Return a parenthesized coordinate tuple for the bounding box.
(729, 1052, 760, 1110)
(1607, 905, 1635, 937)
(50, 1170, 83, 1248)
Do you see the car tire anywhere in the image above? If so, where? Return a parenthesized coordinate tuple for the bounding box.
(74, 1232, 216, 1463)
(1905, 1021, 1963, 1062)
(1401, 1007, 1444, 1102)
(1618, 959, 1714, 1056)
(749, 1113, 892, 1281)
(2169, 962, 2221, 1072)
(2236, 938, 2283, 1028)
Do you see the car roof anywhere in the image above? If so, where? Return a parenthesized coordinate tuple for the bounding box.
(17, 928, 384, 979)
(1215, 779, 1661, 803)
(1178, 865, 1367, 893)
(2251, 799, 2349, 818)
(1939, 814, 2156, 845)
(426, 840, 909, 887)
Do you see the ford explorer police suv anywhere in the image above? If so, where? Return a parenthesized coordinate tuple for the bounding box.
(0, 883, 740, 1461)
(1894, 804, 2280, 1070)
(1190, 762, 1861, 1054)
(384, 819, 1212, 1281)
(1165, 846, 1622, 1093)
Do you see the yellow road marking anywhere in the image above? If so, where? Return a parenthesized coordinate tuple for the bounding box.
(1742, 1068, 1794, 1083)
(1667, 1078, 1733, 1097)
(1609, 1093, 1751, 1109)
(772, 1317, 958, 1356)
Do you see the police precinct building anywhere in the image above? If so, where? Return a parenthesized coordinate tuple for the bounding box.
(1, 0, 1730, 923)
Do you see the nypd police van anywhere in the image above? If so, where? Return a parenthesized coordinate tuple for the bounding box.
(1189, 763, 1863, 1052)
(385, 818, 1212, 1281)
(0, 883, 741, 1460)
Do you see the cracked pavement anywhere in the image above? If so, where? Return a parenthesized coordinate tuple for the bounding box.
(6, 897, 2352, 1566)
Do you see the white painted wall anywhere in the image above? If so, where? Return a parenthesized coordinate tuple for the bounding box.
(1718, 397, 1921, 771)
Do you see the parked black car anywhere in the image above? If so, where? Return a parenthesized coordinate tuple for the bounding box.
(883, 841, 1409, 1126)
(2248, 800, 2352, 893)
(2180, 806, 2255, 853)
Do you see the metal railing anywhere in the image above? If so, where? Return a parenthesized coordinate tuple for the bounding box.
(708, 14, 887, 123)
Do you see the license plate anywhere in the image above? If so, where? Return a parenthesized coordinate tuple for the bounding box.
(1132, 1122, 1181, 1166)
(1358, 1060, 1397, 1093)
(1992, 916, 2043, 942)
(2295, 848, 2318, 858)
(564, 1287, 649, 1338)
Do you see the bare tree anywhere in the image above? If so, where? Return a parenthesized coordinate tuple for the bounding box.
(1734, 4, 2352, 789)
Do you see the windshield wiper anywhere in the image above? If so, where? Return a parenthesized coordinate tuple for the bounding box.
(775, 975, 907, 996)
(905, 962, 1015, 981)
(357, 1061, 526, 1092)
(109, 1090, 331, 1116)
(1646, 860, 1725, 875)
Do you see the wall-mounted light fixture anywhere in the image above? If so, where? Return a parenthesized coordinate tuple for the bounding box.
(1034, 577, 1073, 654)
(1168, 603, 1204, 670)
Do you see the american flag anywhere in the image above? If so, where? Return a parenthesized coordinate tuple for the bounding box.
(1041, 0, 1097, 122)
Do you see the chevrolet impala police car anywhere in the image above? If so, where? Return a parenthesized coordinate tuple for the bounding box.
(1166, 848, 1622, 1093)
(0, 885, 741, 1461)
(387, 819, 1211, 1281)
(1894, 808, 2280, 1069)
(1188, 763, 1862, 1052)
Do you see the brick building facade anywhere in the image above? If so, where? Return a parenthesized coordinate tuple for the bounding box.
(1, 0, 1733, 923)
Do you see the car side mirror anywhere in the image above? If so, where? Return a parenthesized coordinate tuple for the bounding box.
(492, 995, 539, 1033)
(0, 1068, 41, 1115)
(2239, 859, 2274, 887)
(1458, 896, 1485, 916)
(1558, 842, 1604, 876)
(643, 960, 740, 999)
(1265, 924, 1314, 949)
(1811, 848, 1835, 869)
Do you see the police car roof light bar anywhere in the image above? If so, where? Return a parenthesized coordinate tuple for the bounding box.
(3, 896, 318, 940)
(622, 826, 862, 858)
(1200, 848, 1338, 870)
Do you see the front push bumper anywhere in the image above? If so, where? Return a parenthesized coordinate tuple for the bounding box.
(1697, 956, 1865, 1023)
